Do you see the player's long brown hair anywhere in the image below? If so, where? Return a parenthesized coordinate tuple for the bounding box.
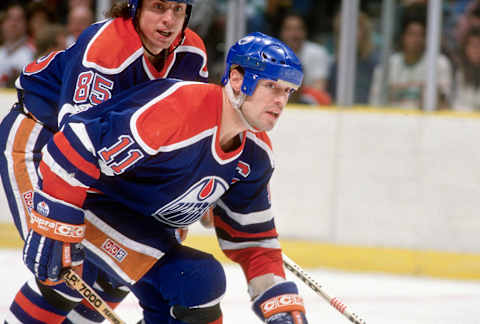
(105, 1, 131, 19)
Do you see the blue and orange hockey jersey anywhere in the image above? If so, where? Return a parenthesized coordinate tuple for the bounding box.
(17, 18, 208, 131)
(38, 80, 284, 284)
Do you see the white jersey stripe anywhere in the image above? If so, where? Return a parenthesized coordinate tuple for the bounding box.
(85, 211, 165, 259)
(69, 122, 97, 156)
(25, 121, 43, 190)
(130, 81, 204, 155)
(210, 127, 243, 165)
(246, 132, 275, 169)
(5, 115, 29, 239)
(41, 148, 90, 188)
(173, 45, 209, 79)
(218, 238, 281, 251)
(217, 200, 273, 226)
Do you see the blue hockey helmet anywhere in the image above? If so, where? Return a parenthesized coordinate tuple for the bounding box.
(221, 32, 304, 96)
(128, 0, 195, 23)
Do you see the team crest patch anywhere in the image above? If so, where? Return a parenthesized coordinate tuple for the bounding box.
(102, 239, 128, 262)
(153, 176, 229, 227)
(36, 201, 50, 217)
(22, 190, 34, 214)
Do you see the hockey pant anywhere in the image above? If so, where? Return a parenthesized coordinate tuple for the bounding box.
(131, 245, 226, 324)
(0, 107, 130, 323)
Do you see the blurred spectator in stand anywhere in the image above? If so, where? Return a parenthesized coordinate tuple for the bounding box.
(189, 0, 216, 39)
(43, 0, 94, 24)
(279, 11, 331, 105)
(66, 5, 93, 47)
(212, 0, 273, 35)
(0, 2, 35, 88)
(327, 11, 379, 105)
(452, 27, 480, 112)
(442, 0, 471, 67)
(267, 0, 314, 33)
(69, 0, 93, 10)
(35, 23, 67, 58)
(197, 0, 290, 83)
(26, 1, 55, 53)
(455, 1, 480, 49)
(369, 4, 452, 110)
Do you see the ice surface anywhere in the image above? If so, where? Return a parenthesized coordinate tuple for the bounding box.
(2, 249, 479, 323)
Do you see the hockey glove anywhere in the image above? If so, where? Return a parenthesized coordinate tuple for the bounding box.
(252, 281, 308, 324)
(23, 190, 85, 282)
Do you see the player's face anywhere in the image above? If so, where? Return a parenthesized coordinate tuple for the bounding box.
(138, 0, 186, 53)
(241, 79, 294, 131)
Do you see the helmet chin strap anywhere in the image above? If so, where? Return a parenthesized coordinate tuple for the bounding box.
(225, 81, 260, 133)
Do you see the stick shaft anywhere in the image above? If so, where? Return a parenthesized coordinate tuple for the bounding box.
(282, 253, 367, 324)
(61, 268, 126, 324)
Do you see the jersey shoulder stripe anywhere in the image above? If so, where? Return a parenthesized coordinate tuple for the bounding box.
(142, 28, 208, 80)
(131, 82, 221, 155)
(176, 28, 208, 78)
(53, 132, 100, 180)
(83, 18, 143, 74)
(183, 28, 207, 50)
(246, 132, 274, 168)
(23, 51, 63, 75)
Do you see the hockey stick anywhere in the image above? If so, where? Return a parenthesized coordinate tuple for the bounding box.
(282, 253, 367, 324)
(61, 268, 126, 324)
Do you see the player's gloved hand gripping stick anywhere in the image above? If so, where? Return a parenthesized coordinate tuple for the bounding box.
(23, 189, 126, 323)
(252, 280, 309, 323)
(23, 189, 85, 282)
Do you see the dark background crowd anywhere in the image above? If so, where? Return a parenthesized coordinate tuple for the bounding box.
(1, 0, 480, 111)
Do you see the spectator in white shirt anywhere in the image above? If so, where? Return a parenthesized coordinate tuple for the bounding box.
(370, 4, 452, 110)
(452, 26, 480, 111)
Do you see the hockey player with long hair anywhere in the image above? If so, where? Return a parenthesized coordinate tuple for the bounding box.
(14, 32, 308, 323)
(1, 0, 208, 322)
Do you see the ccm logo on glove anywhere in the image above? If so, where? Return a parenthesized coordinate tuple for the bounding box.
(30, 210, 85, 242)
(261, 294, 305, 318)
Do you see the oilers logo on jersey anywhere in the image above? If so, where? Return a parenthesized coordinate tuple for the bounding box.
(37, 201, 50, 217)
(153, 176, 228, 227)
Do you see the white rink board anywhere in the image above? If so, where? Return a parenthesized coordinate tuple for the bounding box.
(1, 90, 480, 254)
(268, 109, 480, 254)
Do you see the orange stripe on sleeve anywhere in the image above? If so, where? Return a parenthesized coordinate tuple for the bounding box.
(53, 132, 100, 180)
(214, 216, 278, 239)
(39, 161, 87, 207)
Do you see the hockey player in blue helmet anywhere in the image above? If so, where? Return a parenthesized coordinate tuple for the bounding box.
(222, 32, 304, 131)
(15, 32, 307, 323)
